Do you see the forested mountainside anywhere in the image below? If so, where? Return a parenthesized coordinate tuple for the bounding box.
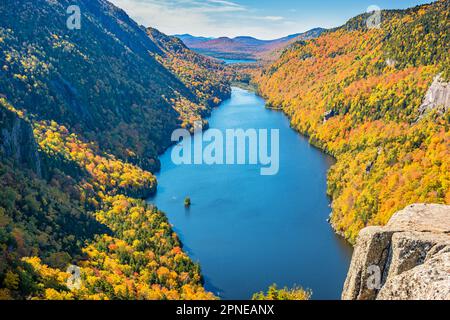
(0, 101, 214, 300)
(0, 0, 230, 171)
(147, 28, 231, 127)
(255, 0, 449, 242)
(0, 0, 228, 300)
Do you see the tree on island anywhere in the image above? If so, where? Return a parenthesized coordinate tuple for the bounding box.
(252, 284, 312, 300)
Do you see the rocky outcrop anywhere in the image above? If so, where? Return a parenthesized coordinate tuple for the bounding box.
(323, 109, 337, 123)
(342, 204, 450, 300)
(418, 75, 450, 119)
(0, 107, 42, 176)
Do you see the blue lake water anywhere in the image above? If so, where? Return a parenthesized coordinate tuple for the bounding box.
(149, 87, 352, 300)
(221, 58, 257, 64)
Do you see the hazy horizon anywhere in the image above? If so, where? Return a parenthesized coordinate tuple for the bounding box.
(172, 28, 325, 41)
(109, 0, 434, 40)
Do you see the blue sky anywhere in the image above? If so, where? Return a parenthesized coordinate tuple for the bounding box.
(109, 0, 434, 39)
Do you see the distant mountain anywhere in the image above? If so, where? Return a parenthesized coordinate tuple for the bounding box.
(175, 28, 326, 60)
(273, 28, 326, 44)
(175, 34, 214, 45)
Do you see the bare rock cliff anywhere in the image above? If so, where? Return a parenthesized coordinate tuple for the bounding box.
(418, 75, 450, 119)
(342, 204, 450, 300)
(0, 106, 42, 176)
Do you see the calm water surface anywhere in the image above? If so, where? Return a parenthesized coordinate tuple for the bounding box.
(149, 87, 352, 300)
(221, 58, 257, 64)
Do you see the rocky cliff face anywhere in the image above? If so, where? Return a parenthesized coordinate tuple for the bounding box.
(342, 204, 450, 300)
(418, 75, 450, 119)
(0, 107, 42, 176)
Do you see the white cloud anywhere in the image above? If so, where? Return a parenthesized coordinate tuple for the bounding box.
(108, 0, 320, 39)
(255, 16, 285, 21)
(110, 0, 212, 34)
(204, 0, 245, 10)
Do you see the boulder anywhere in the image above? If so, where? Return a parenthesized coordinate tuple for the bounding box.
(342, 204, 450, 300)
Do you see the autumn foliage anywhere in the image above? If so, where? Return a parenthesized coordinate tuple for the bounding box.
(255, 0, 449, 242)
(0, 111, 215, 300)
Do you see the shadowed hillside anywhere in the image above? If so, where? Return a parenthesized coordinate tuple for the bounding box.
(0, 0, 228, 300)
(0, 0, 230, 172)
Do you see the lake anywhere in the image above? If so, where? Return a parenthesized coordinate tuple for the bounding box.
(221, 58, 257, 64)
(149, 87, 352, 300)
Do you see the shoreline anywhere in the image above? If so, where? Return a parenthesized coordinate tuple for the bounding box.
(251, 82, 352, 246)
(151, 86, 352, 299)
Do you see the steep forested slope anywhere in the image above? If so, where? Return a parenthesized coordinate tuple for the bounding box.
(0, 0, 229, 171)
(0, 0, 229, 300)
(147, 27, 231, 127)
(0, 100, 214, 299)
(255, 0, 449, 242)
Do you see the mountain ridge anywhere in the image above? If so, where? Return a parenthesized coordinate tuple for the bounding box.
(176, 28, 326, 60)
(0, 0, 231, 172)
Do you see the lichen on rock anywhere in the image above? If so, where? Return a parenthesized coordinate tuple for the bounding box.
(342, 204, 450, 300)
